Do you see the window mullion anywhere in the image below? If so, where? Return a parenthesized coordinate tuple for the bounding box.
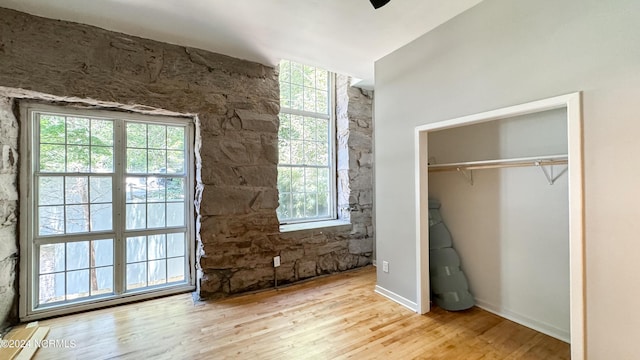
(114, 119, 126, 295)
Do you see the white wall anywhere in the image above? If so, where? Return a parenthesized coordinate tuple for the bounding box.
(428, 109, 570, 341)
(374, 0, 640, 357)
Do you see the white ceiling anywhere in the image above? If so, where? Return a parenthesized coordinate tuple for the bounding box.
(0, 0, 481, 88)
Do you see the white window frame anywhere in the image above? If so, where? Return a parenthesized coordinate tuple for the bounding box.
(277, 62, 337, 224)
(19, 102, 196, 321)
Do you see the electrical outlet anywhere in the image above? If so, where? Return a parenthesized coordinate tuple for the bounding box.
(382, 261, 389, 273)
(274, 256, 281, 267)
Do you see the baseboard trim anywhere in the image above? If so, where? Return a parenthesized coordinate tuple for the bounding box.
(474, 298, 570, 343)
(374, 285, 418, 312)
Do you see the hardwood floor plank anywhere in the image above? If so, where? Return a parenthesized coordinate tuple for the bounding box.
(31, 266, 569, 359)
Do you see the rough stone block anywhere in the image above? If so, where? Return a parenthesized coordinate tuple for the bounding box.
(281, 249, 304, 264)
(199, 272, 222, 294)
(0, 174, 17, 201)
(348, 238, 373, 255)
(358, 190, 373, 206)
(230, 267, 274, 293)
(348, 131, 372, 151)
(200, 186, 260, 215)
(358, 153, 373, 167)
(296, 261, 317, 279)
(235, 109, 279, 133)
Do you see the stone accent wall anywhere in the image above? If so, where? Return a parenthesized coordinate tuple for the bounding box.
(0, 97, 19, 333)
(0, 7, 374, 330)
(336, 75, 374, 234)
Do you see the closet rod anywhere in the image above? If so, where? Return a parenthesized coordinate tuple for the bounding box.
(428, 154, 568, 172)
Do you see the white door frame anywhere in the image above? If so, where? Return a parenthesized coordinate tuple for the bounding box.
(414, 92, 585, 359)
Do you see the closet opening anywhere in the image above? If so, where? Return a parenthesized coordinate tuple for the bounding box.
(414, 93, 584, 359)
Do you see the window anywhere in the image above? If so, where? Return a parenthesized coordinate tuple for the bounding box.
(20, 103, 195, 319)
(277, 60, 336, 223)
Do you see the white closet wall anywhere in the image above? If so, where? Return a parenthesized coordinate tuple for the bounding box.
(427, 108, 570, 341)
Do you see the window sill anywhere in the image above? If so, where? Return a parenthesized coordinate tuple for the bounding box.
(280, 220, 351, 233)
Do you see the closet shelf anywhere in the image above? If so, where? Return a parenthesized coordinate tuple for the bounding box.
(428, 154, 568, 185)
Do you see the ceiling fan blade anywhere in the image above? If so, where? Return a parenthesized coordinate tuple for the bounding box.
(370, 0, 391, 9)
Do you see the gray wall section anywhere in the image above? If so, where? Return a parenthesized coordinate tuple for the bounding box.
(375, 0, 640, 356)
(428, 109, 570, 340)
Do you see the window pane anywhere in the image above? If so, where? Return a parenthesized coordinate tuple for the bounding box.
(167, 151, 184, 174)
(40, 115, 66, 144)
(126, 236, 147, 263)
(316, 71, 328, 91)
(39, 206, 65, 235)
(126, 177, 147, 203)
(148, 124, 166, 149)
(318, 192, 329, 217)
(280, 83, 291, 108)
(67, 145, 90, 172)
(66, 269, 89, 300)
(66, 205, 89, 233)
(90, 204, 112, 231)
(147, 177, 165, 202)
(290, 115, 303, 140)
(279, 141, 291, 165)
(127, 123, 147, 148)
(292, 194, 305, 218)
(92, 267, 113, 296)
(126, 263, 147, 290)
(39, 177, 64, 205)
(291, 62, 303, 85)
(90, 177, 112, 203)
(148, 149, 166, 173)
(279, 60, 291, 82)
(303, 65, 315, 88)
(65, 176, 88, 204)
(148, 234, 166, 260)
(91, 146, 113, 173)
(277, 193, 291, 220)
(39, 273, 65, 304)
(304, 117, 316, 141)
(304, 193, 317, 217)
(318, 142, 329, 166)
(318, 169, 329, 193)
(91, 119, 113, 147)
(317, 120, 329, 143)
(304, 141, 317, 165)
(126, 204, 146, 230)
(304, 87, 316, 112)
(277, 167, 292, 194)
(167, 257, 185, 282)
(290, 140, 304, 164)
(167, 178, 184, 201)
(127, 149, 147, 173)
(167, 126, 184, 150)
(291, 168, 304, 193)
(317, 90, 328, 114)
(40, 243, 65, 274)
(148, 260, 167, 286)
(40, 144, 65, 172)
(67, 241, 89, 270)
(167, 202, 184, 227)
(67, 117, 90, 145)
(167, 233, 185, 257)
(91, 239, 113, 267)
(305, 168, 318, 193)
(290, 84, 303, 110)
(147, 203, 166, 228)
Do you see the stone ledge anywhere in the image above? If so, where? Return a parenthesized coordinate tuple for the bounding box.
(279, 220, 352, 233)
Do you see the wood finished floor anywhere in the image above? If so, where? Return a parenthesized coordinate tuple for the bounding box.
(29, 266, 569, 359)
